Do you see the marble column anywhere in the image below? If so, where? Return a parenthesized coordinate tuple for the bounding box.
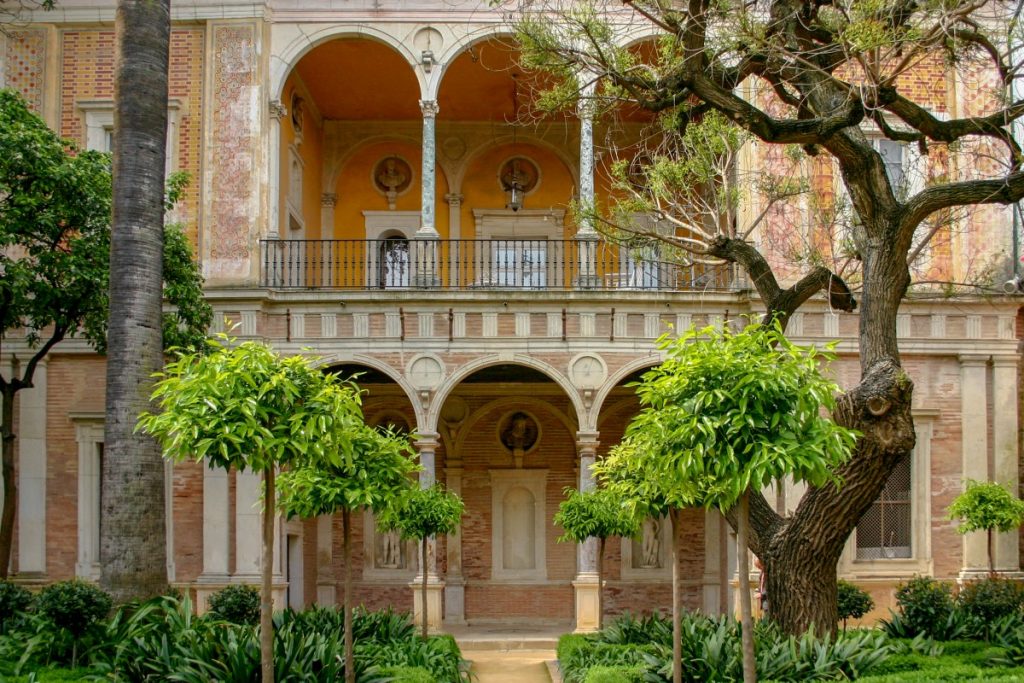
(443, 461, 465, 623)
(959, 354, 989, 578)
(573, 431, 601, 632)
(320, 193, 337, 287)
(445, 193, 464, 287)
(18, 358, 46, 575)
(264, 99, 286, 288)
(574, 83, 599, 289)
(196, 458, 230, 613)
(412, 434, 443, 631)
(993, 355, 1020, 572)
(412, 100, 441, 287)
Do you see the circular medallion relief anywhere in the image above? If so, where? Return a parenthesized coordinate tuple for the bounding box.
(373, 156, 413, 195)
(407, 355, 445, 390)
(570, 354, 607, 390)
(498, 411, 540, 453)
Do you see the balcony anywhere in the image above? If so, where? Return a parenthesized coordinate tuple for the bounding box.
(260, 239, 737, 292)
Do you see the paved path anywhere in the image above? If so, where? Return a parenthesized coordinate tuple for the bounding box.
(469, 649, 554, 683)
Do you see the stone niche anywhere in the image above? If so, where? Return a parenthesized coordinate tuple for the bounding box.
(490, 469, 548, 582)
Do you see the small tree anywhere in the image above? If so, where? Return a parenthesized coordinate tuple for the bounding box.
(837, 580, 873, 632)
(0, 88, 210, 579)
(554, 486, 639, 630)
(604, 322, 858, 683)
(278, 418, 417, 683)
(138, 339, 350, 683)
(948, 481, 1024, 577)
(380, 484, 464, 639)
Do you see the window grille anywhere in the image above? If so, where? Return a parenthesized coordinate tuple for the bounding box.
(856, 453, 912, 559)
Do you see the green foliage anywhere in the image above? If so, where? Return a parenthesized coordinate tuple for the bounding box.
(379, 484, 464, 543)
(379, 665, 436, 682)
(0, 88, 210, 356)
(0, 582, 32, 632)
(838, 580, 875, 628)
(958, 578, 1024, 626)
(583, 665, 646, 683)
(596, 322, 857, 515)
(33, 581, 111, 639)
(207, 584, 261, 626)
(554, 487, 639, 544)
(885, 577, 956, 639)
(948, 481, 1024, 536)
(139, 338, 360, 473)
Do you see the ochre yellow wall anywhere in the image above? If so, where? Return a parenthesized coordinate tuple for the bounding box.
(331, 140, 449, 239)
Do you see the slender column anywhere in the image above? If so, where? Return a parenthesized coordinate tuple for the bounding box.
(197, 458, 230, 611)
(959, 354, 990, 577)
(417, 100, 439, 238)
(18, 358, 46, 575)
(443, 461, 465, 623)
(412, 433, 443, 631)
(165, 460, 175, 582)
(320, 193, 338, 287)
(574, 82, 599, 288)
(316, 515, 335, 605)
(993, 355, 1020, 572)
(267, 99, 285, 240)
(573, 431, 601, 632)
(445, 193, 464, 287)
(702, 509, 723, 615)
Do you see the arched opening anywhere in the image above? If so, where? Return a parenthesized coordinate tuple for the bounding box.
(377, 232, 410, 289)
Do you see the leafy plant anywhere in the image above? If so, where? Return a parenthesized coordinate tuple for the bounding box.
(948, 482, 1024, 577)
(885, 578, 956, 639)
(33, 580, 111, 667)
(0, 581, 32, 632)
(957, 578, 1024, 639)
(207, 584, 261, 626)
(838, 580, 874, 630)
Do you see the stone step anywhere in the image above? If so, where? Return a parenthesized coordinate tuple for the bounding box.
(456, 637, 560, 651)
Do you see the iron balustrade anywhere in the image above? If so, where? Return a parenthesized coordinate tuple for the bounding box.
(260, 238, 736, 292)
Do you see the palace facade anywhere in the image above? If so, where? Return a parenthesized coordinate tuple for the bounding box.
(0, 0, 1020, 631)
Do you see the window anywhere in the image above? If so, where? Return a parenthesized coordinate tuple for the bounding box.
(491, 239, 547, 288)
(856, 454, 911, 559)
(378, 236, 409, 289)
(74, 421, 104, 580)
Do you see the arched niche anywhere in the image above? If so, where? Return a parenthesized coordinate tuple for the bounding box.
(490, 469, 548, 581)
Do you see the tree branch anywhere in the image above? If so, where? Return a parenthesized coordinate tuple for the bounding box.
(901, 171, 1024, 238)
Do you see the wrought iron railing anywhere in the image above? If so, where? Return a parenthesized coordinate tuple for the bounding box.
(260, 239, 736, 292)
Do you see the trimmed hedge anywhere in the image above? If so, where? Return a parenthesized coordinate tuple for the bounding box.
(583, 665, 647, 682)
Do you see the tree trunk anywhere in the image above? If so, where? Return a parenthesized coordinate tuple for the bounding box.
(737, 493, 756, 683)
(421, 537, 429, 640)
(100, 0, 171, 604)
(260, 466, 275, 683)
(0, 385, 17, 578)
(989, 529, 995, 577)
(343, 508, 354, 683)
(597, 536, 605, 631)
(670, 508, 682, 683)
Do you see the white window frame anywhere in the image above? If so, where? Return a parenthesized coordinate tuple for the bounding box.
(73, 419, 104, 581)
(78, 99, 182, 174)
(839, 415, 934, 578)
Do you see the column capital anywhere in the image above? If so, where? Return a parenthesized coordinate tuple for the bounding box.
(992, 355, 1019, 368)
(958, 354, 990, 366)
(576, 430, 600, 448)
(419, 99, 439, 118)
(269, 99, 287, 120)
(414, 433, 440, 451)
(445, 192, 464, 207)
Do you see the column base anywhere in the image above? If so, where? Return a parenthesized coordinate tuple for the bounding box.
(410, 576, 445, 633)
(958, 569, 1024, 582)
(197, 576, 287, 615)
(444, 578, 466, 624)
(573, 574, 601, 633)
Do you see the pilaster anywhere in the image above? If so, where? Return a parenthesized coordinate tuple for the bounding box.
(993, 355, 1020, 572)
(18, 358, 46, 576)
(959, 354, 990, 578)
(574, 431, 601, 632)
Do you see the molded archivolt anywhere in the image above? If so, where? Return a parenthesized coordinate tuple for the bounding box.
(588, 355, 663, 422)
(450, 395, 578, 457)
(271, 26, 424, 103)
(428, 354, 585, 433)
(313, 354, 424, 427)
(426, 29, 517, 101)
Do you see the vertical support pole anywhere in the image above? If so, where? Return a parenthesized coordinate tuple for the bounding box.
(444, 461, 465, 624)
(411, 434, 443, 631)
(574, 80, 599, 288)
(573, 431, 601, 632)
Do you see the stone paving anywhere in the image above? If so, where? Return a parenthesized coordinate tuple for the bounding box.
(469, 649, 554, 683)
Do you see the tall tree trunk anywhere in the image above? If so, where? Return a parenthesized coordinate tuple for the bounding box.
(597, 536, 605, 631)
(737, 492, 756, 683)
(343, 508, 354, 683)
(0, 385, 17, 578)
(260, 466, 275, 683)
(670, 508, 682, 683)
(989, 529, 995, 577)
(101, 0, 170, 604)
(421, 537, 429, 640)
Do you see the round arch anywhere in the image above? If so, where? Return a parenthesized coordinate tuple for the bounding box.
(452, 133, 579, 192)
(590, 355, 663, 419)
(323, 133, 452, 202)
(452, 396, 578, 456)
(427, 28, 519, 101)
(313, 354, 426, 428)
(428, 354, 585, 433)
(271, 25, 424, 103)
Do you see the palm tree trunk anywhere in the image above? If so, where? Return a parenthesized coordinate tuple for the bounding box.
(597, 536, 605, 631)
(421, 537, 429, 640)
(343, 508, 354, 683)
(101, 0, 170, 604)
(670, 508, 682, 683)
(738, 492, 757, 683)
(0, 384, 17, 579)
(261, 466, 275, 683)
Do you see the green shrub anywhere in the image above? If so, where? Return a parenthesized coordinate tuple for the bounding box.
(583, 665, 646, 682)
(838, 580, 874, 629)
(33, 580, 111, 668)
(891, 577, 955, 638)
(206, 583, 260, 625)
(958, 578, 1024, 628)
(381, 665, 436, 682)
(0, 581, 32, 632)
